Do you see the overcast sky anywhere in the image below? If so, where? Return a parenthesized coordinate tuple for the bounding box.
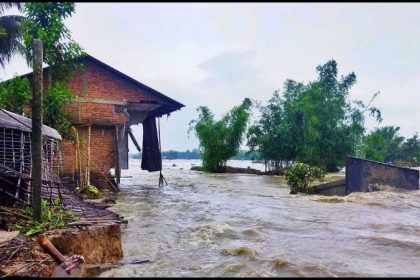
(1, 3, 419, 152)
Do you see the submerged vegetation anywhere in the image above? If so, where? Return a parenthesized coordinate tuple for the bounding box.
(189, 98, 253, 172)
(247, 60, 382, 173)
(189, 59, 385, 175)
(284, 163, 326, 194)
(190, 59, 418, 184)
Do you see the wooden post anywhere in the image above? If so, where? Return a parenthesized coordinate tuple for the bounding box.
(128, 129, 141, 152)
(114, 125, 121, 185)
(32, 39, 43, 221)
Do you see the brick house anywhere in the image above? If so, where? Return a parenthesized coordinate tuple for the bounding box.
(25, 54, 184, 190)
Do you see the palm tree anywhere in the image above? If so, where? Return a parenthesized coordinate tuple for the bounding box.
(0, 2, 22, 13)
(0, 2, 24, 68)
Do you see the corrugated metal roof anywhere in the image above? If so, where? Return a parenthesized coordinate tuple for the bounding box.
(0, 109, 62, 139)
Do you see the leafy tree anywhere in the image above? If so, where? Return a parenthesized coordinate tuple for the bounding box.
(43, 81, 74, 139)
(0, 76, 75, 139)
(19, 3, 83, 139)
(0, 75, 31, 114)
(230, 150, 260, 160)
(362, 126, 405, 162)
(189, 98, 253, 172)
(247, 90, 296, 172)
(362, 130, 387, 162)
(21, 3, 83, 83)
(0, 3, 83, 140)
(374, 126, 404, 162)
(363, 126, 419, 164)
(290, 60, 381, 171)
(399, 133, 420, 163)
(248, 60, 381, 172)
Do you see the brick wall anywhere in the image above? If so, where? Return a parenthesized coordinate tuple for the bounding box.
(69, 60, 159, 102)
(58, 59, 157, 188)
(65, 60, 159, 125)
(61, 125, 116, 175)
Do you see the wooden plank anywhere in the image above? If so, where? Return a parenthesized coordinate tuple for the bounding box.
(128, 130, 141, 152)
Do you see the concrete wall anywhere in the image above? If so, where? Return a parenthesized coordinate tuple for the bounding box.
(346, 156, 419, 194)
(313, 179, 346, 196)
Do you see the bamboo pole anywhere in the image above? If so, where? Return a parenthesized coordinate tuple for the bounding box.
(114, 125, 120, 185)
(87, 124, 91, 185)
(71, 126, 83, 188)
(31, 39, 43, 221)
(77, 149, 119, 192)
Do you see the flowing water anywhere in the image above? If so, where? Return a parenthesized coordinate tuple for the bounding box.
(100, 159, 420, 277)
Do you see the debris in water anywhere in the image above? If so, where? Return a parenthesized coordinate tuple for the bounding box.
(271, 257, 289, 268)
(221, 246, 258, 257)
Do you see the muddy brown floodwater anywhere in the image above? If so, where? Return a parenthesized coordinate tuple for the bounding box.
(100, 159, 420, 277)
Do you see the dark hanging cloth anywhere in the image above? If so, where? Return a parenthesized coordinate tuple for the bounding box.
(141, 116, 162, 172)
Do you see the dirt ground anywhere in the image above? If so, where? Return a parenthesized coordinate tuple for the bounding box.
(0, 230, 19, 243)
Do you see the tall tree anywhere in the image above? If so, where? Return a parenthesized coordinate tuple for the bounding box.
(21, 2, 83, 82)
(189, 98, 253, 172)
(20, 3, 83, 138)
(399, 133, 420, 164)
(362, 130, 388, 162)
(248, 60, 382, 172)
(362, 126, 420, 164)
(247, 89, 297, 172)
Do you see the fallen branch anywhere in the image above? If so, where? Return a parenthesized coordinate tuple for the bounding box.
(0, 206, 31, 220)
(121, 259, 150, 265)
(7, 241, 24, 261)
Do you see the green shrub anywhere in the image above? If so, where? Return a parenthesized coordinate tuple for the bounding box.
(43, 82, 75, 140)
(75, 184, 100, 198)
(15, 198, 78, 236)
(284, 162, 325, 194)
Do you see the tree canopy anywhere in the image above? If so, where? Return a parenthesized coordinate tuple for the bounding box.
(363, 126, 420, 165)
(0, 75, 30, 114)
(247, 60, 382, 172)
(189, 98, 253, 172)
(0, 3, 83, 140)
(21, 3, 83, 81)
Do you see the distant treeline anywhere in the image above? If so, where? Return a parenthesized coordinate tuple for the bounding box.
(130, 149, 260, 160)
